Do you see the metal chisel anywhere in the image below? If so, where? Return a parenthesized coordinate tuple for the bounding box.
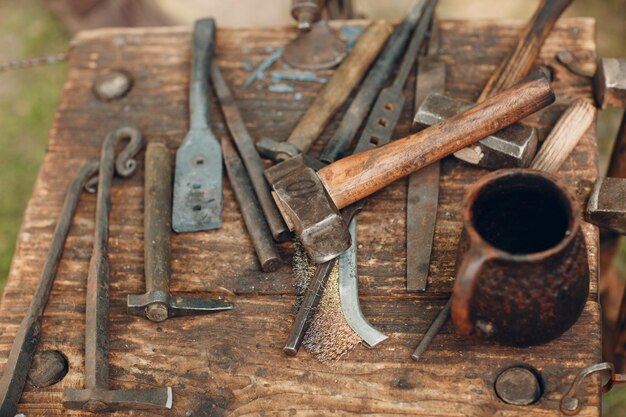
(173, 18, 223, 232)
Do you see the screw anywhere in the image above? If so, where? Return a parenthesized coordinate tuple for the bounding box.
(93, 70, 133, 101)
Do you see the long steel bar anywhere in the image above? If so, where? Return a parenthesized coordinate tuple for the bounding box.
(211, 65, 290, 242)
(0, 160, 99, 416)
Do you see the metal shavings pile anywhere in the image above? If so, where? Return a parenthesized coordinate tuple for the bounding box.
(292, 242, 361, 362)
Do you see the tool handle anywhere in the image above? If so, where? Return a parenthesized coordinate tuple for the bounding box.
(190, 18, 215, 130)
(318, 73, 555, 209)
(530, 100, 595, 173)
(287, 20, 393, 153)
(144, 142, 172, 294)
(477, 0, 572, 103)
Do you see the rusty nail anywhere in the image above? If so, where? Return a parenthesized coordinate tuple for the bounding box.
(92, 70, 133, 101)
(494, 366, 543, 406)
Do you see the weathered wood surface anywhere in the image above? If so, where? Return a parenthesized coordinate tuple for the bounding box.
(0, 18, 601, 416)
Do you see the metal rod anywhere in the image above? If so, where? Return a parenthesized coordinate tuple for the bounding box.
(0, 160, 98, 417)
(211, 65, 290, 242)
(411, 298, 451, 361)
(64, 127, 172, 413)
(221, 136, 283, 272)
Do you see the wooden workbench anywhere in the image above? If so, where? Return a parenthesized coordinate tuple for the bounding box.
(0, 18, 601, 416)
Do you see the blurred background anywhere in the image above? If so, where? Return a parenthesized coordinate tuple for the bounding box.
(0, 0, 625, 414)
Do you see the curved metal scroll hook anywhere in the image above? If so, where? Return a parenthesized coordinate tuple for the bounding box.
(83, 126, 143, 193)
(560, 362, 626, 415)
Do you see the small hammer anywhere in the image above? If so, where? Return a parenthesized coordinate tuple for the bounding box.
(414, 0, 572, 169)
(265, 72, 555, 263)
(127, 142, 233, 322)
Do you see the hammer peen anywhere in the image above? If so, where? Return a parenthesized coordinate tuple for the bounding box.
(265, 72, 555, 263)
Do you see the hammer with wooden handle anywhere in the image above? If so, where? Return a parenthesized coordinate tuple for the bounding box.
(415, 0, 572, 169)
(256, 20, 393, 162)
(266, 72, 555, 263)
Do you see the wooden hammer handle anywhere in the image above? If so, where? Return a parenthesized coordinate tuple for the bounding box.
(477, 0, 572, 103)
(288, 20, 393, 153)
(530, 99, 595, 173)
(318, 73, 555, 209)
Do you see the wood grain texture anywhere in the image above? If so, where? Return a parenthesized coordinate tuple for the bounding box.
(318, 74, 554, 209)
(287, 20, 393, 153)
(476, 0, 573, 102)
(530, 99, 596, 172)
(0, 18, 600, 416)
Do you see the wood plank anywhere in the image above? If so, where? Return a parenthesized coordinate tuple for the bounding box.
(0, 18, 601, 416)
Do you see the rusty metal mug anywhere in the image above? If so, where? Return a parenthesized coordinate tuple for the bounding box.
(451, 169, 589, 346)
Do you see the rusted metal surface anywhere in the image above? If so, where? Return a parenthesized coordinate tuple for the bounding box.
(561, 362, 626, 415)
(211, 65, 290, 242)
(407, 20, 445, 293)
(586, 177, 626, 235)
(127, 142, 233, 322)
(353, 0, 435, 153)
(494, 367, 543, 406)
(594, 58, 626, 109)
(0, 161, 98, 417)
(283, 20, 347, 70)
(220, 137, 283, 272)
(172, 18, 223, 232)
(556, 50, 594, 78)
(414, 92, 538, 168)
(320, 0, 430, 163)
(452, 169, 589, 346)
(283, 204, 361, 356)
(63, 127, 172, 413)
(264, 155, 350, 264)
(284, 0, 346, 70)
(267, 74, 554, 262)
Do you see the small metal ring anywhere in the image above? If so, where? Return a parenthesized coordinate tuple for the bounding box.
(560, 362, 614, 415)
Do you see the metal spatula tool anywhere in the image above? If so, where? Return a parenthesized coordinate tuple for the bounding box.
(173, 18, 223, 232)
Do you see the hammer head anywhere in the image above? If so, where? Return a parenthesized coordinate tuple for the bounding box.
(63, 387, 172, 413)
(414, 93, 538, 169)
(594, 58, 626, 110)
(127, 290, 233, 322)
(264, 155, 351, 263)
(586, 177, 626, 235)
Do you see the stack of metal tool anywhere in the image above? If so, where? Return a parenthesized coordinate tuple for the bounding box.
(7, 0, 626, 414)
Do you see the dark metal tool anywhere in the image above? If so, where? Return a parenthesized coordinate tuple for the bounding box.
(283, 0, 347, 70)
(334, 0, 436, 346)
(407, 18, 445, 293)
(266, 70, 554, 264)
(172, 18, 223, 232)
(353, 0, 436, 153)
(211, 65, 290, 242)
(221, 136, 283, 272)
(320, 0, 431, 163)
(561, 362, 626, 415)
(0, 161, 98, 417)
(257, 21, 393, 162)
(63, 127, 172, 413)
(415, 0, 573, 168)
(283, 204, 361, 356)
(338, 215, 388, 347)
(128, 142, 233, 321)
